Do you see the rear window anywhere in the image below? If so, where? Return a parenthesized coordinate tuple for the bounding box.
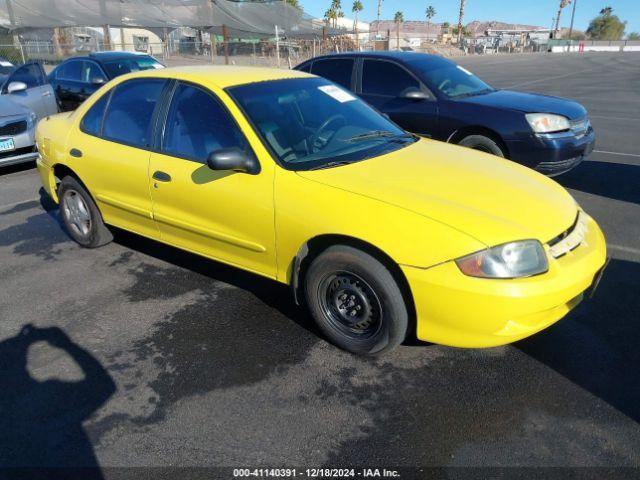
(311, 58, 354, 89)
(102, 56, 164, 78)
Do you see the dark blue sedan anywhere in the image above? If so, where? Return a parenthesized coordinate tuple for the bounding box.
(295, 52, 594, 176)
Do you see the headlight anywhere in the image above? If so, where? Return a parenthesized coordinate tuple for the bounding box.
(456, 240, 548, 279)
(26, 111, 37, 130)
(525, 113, 570, 134)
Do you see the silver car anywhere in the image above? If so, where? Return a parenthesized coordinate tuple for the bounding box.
(0, 61, 58, 167)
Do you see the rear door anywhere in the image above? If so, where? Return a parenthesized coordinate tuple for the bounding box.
(69, 78, 166, 239)
(3, 62, 57, 119)
(309, 57, 356, 90)
(358, 59, 439, 137)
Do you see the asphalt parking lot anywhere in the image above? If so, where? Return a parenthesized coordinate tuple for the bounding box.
(1, 52, 639, 475)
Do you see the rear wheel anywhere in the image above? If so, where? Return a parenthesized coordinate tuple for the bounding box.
(304, 246, 408, 355)
(58, 176, 113, 248)
(458, 134, 505, 157)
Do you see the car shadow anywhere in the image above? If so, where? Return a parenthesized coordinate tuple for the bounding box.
(516, 258, 640, 422)
(0, 324, 115, 479)
(111, 228, 321, 339)
(558, 160, 640, 204)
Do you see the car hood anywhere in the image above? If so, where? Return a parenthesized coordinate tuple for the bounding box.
(296, 139, 578, 247)
(458, 89, 587, 120)
(0, 95, 31, 119)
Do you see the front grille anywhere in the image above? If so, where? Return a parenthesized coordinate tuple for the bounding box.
(547, 211, 588, 259)
(0, 120, 27, 136)
(570, 117, 590, 138)
(0, 145, 36, 160)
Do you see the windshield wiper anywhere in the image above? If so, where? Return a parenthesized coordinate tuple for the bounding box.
(346, 131, 414, 143)
(309, 160, 354, 170)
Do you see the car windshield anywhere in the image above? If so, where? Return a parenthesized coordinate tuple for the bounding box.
(414, 63, 494, 99)
(102, 56, 164, 78)
(227, 77, 416, 170)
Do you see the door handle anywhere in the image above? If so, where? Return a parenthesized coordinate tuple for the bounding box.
(42, 91, 51, 97)
(69, 148, 82, 158)
(152, 171, 171, 182)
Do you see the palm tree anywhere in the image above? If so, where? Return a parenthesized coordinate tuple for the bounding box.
(376, 0, 383, 37)
(554, 0, 572, 38)
(457, 0, 466, 44)
(352, 1, 363, 49)
(394, 11, 404, 50)
(426, 5, 436, 41)
(329, 0, 343, 29)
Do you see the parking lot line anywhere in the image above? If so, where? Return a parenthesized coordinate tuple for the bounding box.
(594, 150, 640, 158)
(609, 244, 640, 257)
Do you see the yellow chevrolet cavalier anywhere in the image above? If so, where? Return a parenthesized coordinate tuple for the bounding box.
(36, 66, 607, 354)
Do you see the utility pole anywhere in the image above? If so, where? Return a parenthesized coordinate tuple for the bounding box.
(568, 0, 577, 40)
(5, 0, 15, 27)
(376, 0, 382, 38)
(457, 0, 466, 45)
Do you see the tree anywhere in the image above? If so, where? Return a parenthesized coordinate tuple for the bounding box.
(628, 32, 640, 40)
(376, 0, 384, 35)
(284, 0, 300, 8)
(457, 0, 466, 44)
(586, 6, 626, 40)
(426, 5, 436, 39)
(554, 0, 572, 38)
(394, 11, 403, 50)
(352, 1, 363, 48)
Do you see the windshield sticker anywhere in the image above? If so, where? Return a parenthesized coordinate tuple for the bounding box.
(0, 61, 13, 67)
(456, 65, 473, 76)
(318, 85, 356, 103)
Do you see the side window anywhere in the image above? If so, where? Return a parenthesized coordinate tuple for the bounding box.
(362, 60, 421, 97)
(10, 63, 44, 89)
(80, 91, 111, 136)
(297, 62, 312, 73)
(82, 61, 107, 83)
(311, 59, 354, 89)
(162, 83, 250, 163)
(56, 61, 83, 81)
(102, 79, 165, 148)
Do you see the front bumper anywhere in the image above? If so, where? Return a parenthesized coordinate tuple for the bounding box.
(506, 128, 595, 176)
(403, 214, 606, 348)
(36, 155, 59, 203)
(0, 126, 37, 167)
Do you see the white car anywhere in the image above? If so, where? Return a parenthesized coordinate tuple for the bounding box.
(0, 60, 58, 167)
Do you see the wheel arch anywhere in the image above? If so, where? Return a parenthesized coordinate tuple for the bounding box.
(52, 164, 93, 204)
(447, 125, 510, 158)
(290, 234, 417, 334)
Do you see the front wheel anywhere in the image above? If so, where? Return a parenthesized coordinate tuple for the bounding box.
(304, 246, 408, 355)
(58, 176, 113, 248)
(458, 134, 505, 157)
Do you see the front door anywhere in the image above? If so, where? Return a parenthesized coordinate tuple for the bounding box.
(358, 59, 439, 138)
(68, 78, 166, 239)
(149, 82, 277, 278)
(4, 62, 58, 119)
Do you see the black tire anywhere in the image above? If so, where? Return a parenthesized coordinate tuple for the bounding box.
(58, 176, 113, 248)
(458, 134, 505, 157)
(304, 245, 408, 355)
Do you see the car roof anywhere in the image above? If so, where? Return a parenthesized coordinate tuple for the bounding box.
(300, 51, 454, 67)
(117, 65, 313, 89)
(89, 51, 153, 61)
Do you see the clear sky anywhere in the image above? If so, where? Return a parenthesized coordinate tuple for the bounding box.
(298, 0, 640, 36)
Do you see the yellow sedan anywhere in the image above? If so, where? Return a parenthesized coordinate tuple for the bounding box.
(35, 66, 607, 354)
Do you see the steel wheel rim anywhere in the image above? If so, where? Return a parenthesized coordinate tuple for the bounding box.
(318, 271, 383, 339)
(62, 189, 92, 238)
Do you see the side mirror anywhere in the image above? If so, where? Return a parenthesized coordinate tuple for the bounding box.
(7, 81, 27, 94)
(401, 89, 430, 101)
(206, 148, 260, 175)
(91, 77, 106, 85)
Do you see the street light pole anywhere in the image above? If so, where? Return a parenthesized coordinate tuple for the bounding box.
(568, 0, 578, 40)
